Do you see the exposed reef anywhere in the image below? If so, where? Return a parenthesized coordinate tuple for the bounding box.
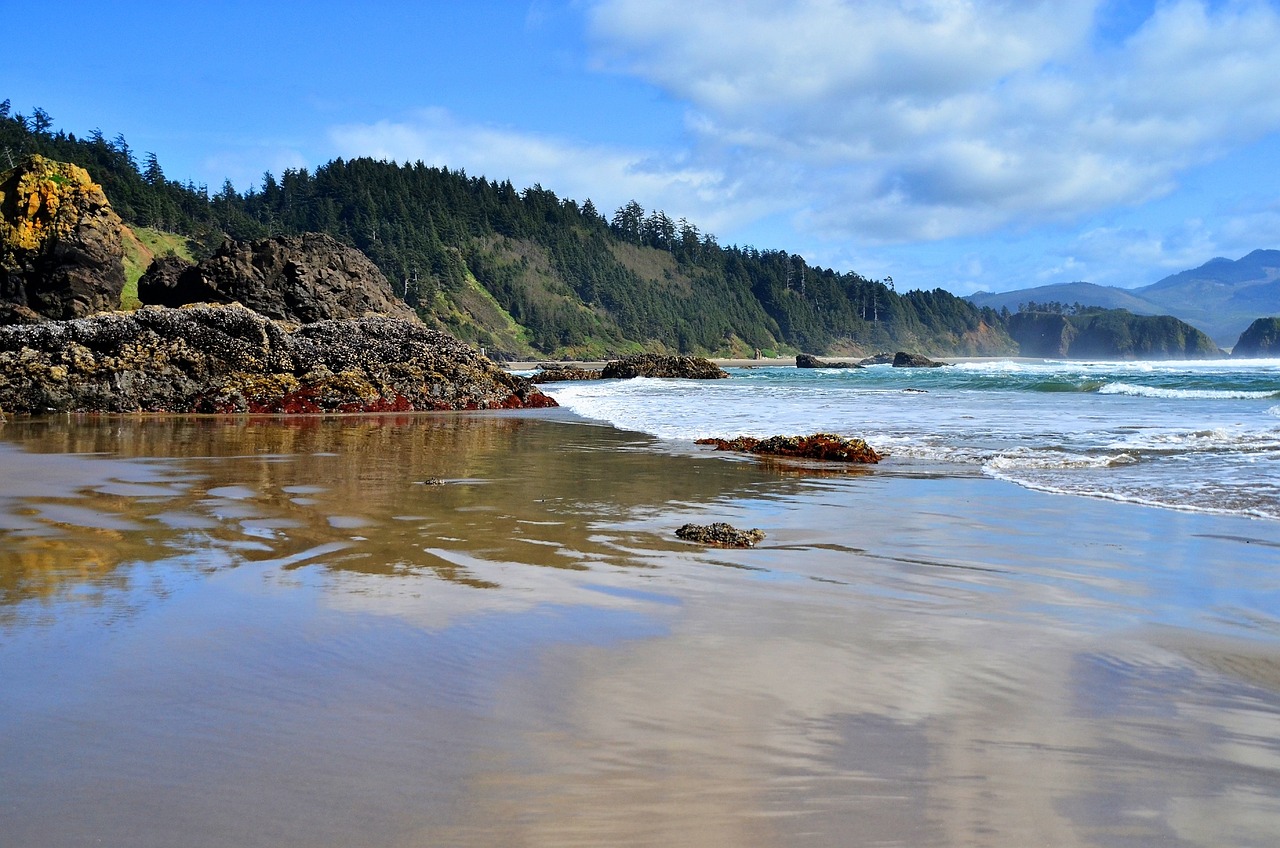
(601, 354, 729, 379)
(675, 522, 766, 548)
(0, 303, 555, 415)
(696, 433, 883, 463)
(530, 365, 604, 383)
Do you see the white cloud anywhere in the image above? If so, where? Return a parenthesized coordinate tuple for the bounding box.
(585, 0, 1280, 244)
(328, 108, 760, 235)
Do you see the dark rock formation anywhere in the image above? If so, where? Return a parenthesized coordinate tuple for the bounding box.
(696, 433, 882, 463)
(137, 233, 419, 324)
(796, 353, 861, 369)
(530, 365, 604, 383)
(1232, 317, 1280, 358)
(892, 351, 948, 368)
(601, 354, 728, 379)
(675, 522, 765, 548)
(0, 156, 126, 322)
(857, 352, 896, 366)
(0, 303, 555, 415)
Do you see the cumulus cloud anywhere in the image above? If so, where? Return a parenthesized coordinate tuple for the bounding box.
(586, 0, 1280, 244)
(328, 108, 762, 235)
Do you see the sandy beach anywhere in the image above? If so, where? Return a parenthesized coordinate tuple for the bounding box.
(3, 411, 1280, 847)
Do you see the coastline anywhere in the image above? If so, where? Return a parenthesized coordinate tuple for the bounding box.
(504, 354, 1049, 371)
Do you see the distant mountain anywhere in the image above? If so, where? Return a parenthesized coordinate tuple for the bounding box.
(967, 282, 1166, 317)
(967, 250, 1280, 348)
(1137, 250, 1280, 346)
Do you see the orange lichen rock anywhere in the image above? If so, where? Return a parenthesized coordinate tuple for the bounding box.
(695, 433, 883, 463)
(1, 155, 126, 320)
(1, 155, 104, 254)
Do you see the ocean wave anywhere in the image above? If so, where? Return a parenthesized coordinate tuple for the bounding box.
(984, 449, 1137, 472)
(1098, 382, 1280, 400)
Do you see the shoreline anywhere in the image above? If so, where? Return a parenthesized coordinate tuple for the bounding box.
(3, 411, 1280, 846)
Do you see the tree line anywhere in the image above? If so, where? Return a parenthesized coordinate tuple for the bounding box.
(1, 100, 1016, 358)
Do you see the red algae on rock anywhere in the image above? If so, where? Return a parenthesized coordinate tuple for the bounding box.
(695, 433, 883, 463)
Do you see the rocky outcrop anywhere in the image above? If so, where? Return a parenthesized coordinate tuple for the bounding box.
(1232, 317, 1280, 358)
(892, 351, 948, 367)
(137, 233, 419, 324)
(696, 433, 882, 463)
(601, 354, 728, 379)
(530, 365, 604, 383)
(796, 353, 861, 369)
(675, 522, 765, 548)
(0, 155, 125, 322)
(0, 303, 555, 415)
(857, 352, 896, 366)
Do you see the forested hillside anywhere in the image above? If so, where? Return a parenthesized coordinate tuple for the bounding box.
(1, 100, 1015, 358)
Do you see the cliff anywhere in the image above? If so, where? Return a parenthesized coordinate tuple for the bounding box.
(1232, 317, 1280, 358)
(0, 303, 554, 415)
(1008, 309, 1224, 359)
(0, 155, 125, 320)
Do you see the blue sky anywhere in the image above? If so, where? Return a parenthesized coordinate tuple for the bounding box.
(6, 0, 1279, 295)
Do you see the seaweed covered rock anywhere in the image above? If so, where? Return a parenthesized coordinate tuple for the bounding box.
(0, 155, 125, 321)
(530, 365, 604, 383)
(137, 233, 419, 324)
(696, 433, 883, 463)
(601, 354, 728, 379)
(0, 303, 556, 414)
(676, 522, 765, 548)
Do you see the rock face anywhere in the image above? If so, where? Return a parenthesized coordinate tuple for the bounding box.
(796, 353, 861, 369)
(676, 522, 765, 548)
(0, 303, 555, 415)
(696, 433, 882, 463)
(0, 155, 125, 321)
(138, 233, 419, 324)
(601, 354, 728, 379)
(892, 351, 948, 368)
(1007, 310, 1223, 359)
(1232, 317, 1280, 358)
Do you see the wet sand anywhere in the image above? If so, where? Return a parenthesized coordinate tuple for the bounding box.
(2, 412, 1280, 847)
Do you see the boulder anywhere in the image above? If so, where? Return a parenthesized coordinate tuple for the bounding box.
(696, 433, 882, 463)
(601, 354, 728, 379)
(0, 155, 125, 321)
(675, 522, 765, 548)
(137, 233, 419, 324)
(892, 351, 948, 368)
(796, 353, 861, 369)
(0, 303, 556, 415)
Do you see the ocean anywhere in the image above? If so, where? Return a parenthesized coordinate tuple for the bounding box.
(542, 358, 1280, 521)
